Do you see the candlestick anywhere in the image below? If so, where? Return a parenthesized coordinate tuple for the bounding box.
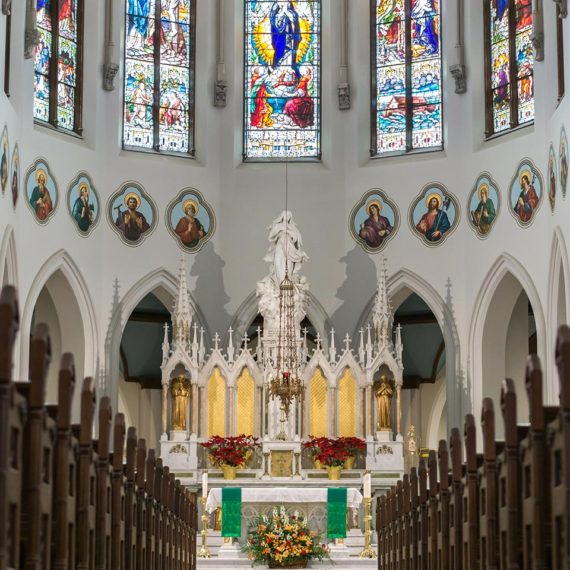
(198, 496, 211, 558)
(359, 497, 377, 559)
(363, 471, 371, 499)
(202, 471, 208, 498)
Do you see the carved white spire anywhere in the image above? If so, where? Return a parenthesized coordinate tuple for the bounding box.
(372, 255, 393, 350)
(395, 323, 403, 366)
(162, 323, 170, 364)
(329, 328, 337, 363)
(358, 328, 365, 365)
(227, 327, 235, 363)
(172, 257, 193, 350)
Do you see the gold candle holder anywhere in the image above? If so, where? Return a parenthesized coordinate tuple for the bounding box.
(359, 497, 377, 559)
(198, 496, 211, 558)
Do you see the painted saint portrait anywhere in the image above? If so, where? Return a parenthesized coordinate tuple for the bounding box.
(468, 173, 500, 238)
(67, 172, 100, 236)
(409, 183, 459, 246)
(10, 144, 19, 210)
(509, 158, 543, 227)
(166, 188, 215, 252)
(108, 182, 157, 245)
(548, 145, 557, 213)
(349, 189, 399, 253)
(560, 126, 568, 198)
(0, 126, 8, 195)
(25, 158, 58, 224)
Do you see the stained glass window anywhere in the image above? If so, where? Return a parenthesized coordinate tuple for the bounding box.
(244, 0, 321, 161)
(371, 0, 442, 156)
(4, 8, 11, 97)
(557, 3, 565, 102)
(484, 0, 534, 136)
(33, 0, 83, 134)
(123, 0, 195, 155)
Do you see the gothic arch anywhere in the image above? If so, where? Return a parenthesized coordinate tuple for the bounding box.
(227, 289, 333, 351)
(19, 250, 98, 414)
(469, 253, 548, 429)
(354, 267, 462, 431)
(0, 225, 18, 289)
(547, 228, 570, 387)
(105, 267, 209, 413)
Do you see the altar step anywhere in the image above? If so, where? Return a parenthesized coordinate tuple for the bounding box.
(198, 529, 377, 568)
(197, 559, 379, 570)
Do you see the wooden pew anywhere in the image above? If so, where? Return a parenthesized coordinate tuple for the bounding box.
(402, 474, 411, 569)
(153, 458, 164, 570)
(410, 466, 419, 570)
(449, 428, 463, 570)
(551, 325, 570, 569)
(463, 414, 479, 570)
(111, 413, 126, 570)
(51, 354, 77, 570)
(95, 397, 112, 570)
(124, 427, 137, 570)
(20, 323, 54, 570)
(498, 377, 522, 569)
(428, 450, 438, 570)
(0, 285, 23, 570)
(479, 398, 499, 570)
(135, 439, 147, 570)
(145, 449, 156, 570)
(437, 440, 450, 570)
(418, 459, 428, 570)
(76, 377, 97, 570)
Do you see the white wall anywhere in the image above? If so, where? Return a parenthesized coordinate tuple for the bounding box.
(0, 0, 569, 433)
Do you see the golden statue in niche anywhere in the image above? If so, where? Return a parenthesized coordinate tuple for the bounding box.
(171, 376, 191, 431)
(375, 375, 393, 431)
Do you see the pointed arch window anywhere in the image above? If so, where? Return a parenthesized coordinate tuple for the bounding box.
(34, 0, 84, 134)
(244, 0, 321, 161)
(123, 0, 196, 156)
(4, 5, 11, 97)
(484, 0, 534, 136)
(556, 4, 565, 102)
(371, 0, 443, 157)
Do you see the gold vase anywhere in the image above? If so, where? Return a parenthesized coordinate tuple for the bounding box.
(343, 456, 355, 470)
(327, 465, 342, 480)
(221, 464, 237, 480)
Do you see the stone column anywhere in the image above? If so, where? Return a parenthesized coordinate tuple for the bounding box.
(396, 385, 402, 437)
(330, 387, 337, 437)
(161, 383, 168, 436)
(199, 386, 206, 437)
(366, 385, 373, 437)
(257, 386, 263, 438)
(192, 383, 198, 435)
(360, 388, 366, 437)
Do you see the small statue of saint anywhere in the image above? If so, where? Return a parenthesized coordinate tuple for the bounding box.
(375, 375, 393, 431)
(171, 376, 191, 431)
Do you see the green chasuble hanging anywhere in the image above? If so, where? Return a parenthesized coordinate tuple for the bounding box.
(221, 487, 242, 537)
(327, 487, 347, 539)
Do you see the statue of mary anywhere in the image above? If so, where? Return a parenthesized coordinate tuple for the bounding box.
(264, 210, 308, 286)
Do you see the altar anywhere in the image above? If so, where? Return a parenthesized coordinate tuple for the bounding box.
(205, 487, 363, 541)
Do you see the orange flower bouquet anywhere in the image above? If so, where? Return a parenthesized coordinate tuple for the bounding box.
(243, 506, 329, 568)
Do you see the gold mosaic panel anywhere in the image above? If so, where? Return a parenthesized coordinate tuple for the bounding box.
(338, 368, 357, 437)
(308, 368, 328, 437)
(236, 368, 255, 436)
(207, 367, 226, 436)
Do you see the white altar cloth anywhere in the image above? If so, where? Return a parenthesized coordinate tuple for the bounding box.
(205, 487, 363, 513)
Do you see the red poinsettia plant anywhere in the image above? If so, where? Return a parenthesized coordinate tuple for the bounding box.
(336, 436, 367, 455)
(200, 435, 260, 467)
(303, 435, 366, 466)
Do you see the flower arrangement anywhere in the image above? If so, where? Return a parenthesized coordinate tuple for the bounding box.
(243, 506, 329, 568)
(200, 435, 260, 467)
(303, 435, 366, 467)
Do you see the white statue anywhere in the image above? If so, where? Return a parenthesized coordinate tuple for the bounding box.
(257, 211, 310, 335)
(264, 211, 308, 286)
